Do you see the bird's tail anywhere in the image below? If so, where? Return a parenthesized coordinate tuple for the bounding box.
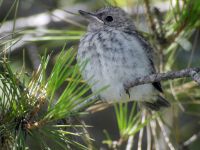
(142, 95, 170, 111)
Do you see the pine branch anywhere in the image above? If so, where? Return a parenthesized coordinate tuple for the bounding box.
(82, 67, 200, 113)
(124, 67, 200, 90)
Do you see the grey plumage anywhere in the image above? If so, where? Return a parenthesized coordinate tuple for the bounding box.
(77, 7, 170, 110)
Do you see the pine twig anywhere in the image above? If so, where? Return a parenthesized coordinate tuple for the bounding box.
(124, 67, 200, 90)
(126, 136, 134, 150)
(180, 130, 200, 149)
(150, 119, 159, 150)
(137, 110, 146, 150)
(146, 124, 152, 150)
(157, 117, 176, 150)
(143, 0, 157, 34)
(83, 67, 200, 113)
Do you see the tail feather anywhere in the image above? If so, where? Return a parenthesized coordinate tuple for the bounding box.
(143, 95, 170, 111)
(156, 95, 170, 107)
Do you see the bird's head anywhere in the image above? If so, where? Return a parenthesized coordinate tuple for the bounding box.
(79, 7, 135, 32)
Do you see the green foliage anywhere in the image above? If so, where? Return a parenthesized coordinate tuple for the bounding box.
(165, 0, 200, 69)
(0, 48, 98, 149)
(173, 0, 200, 31)
(114, 103, 153, 138)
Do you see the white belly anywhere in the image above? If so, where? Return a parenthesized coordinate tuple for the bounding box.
(77, 29, 155, 102)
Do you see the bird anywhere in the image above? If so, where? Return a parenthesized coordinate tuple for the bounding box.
(77, 7, 170, 111)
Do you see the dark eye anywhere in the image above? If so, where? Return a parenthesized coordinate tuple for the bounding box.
(105, 16, 113, 22)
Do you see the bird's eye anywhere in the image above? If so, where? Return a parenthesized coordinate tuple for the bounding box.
(105, 16, 113, 22)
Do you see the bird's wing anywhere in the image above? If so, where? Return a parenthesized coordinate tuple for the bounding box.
(124, 30, 163, 93)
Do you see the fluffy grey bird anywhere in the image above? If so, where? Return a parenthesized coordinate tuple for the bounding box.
(77, 7, 170, 110)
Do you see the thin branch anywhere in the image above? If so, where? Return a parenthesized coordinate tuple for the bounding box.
(137, 110, 146, 150)
(167, 81, 197, 94)
(81, 67, 200, 113)
(80, 120, 94, 150)
(143, 0, 157, 34)
(157, 117, 176, 150)
(126, 136, 134, 150)
(124, 67, 200, 90)
(180, 130, 200, 149)
(169, 81, 185, 111)
(146, 124, 152, 150)
(150, 119, 159, 150)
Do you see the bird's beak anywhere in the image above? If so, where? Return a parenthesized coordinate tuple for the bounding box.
(79, 10, 103, 23)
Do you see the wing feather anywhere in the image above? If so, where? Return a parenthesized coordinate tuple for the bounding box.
(124, 30, 163, 93)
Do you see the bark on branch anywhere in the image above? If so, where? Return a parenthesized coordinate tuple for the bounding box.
(124, 67, 200, 90)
